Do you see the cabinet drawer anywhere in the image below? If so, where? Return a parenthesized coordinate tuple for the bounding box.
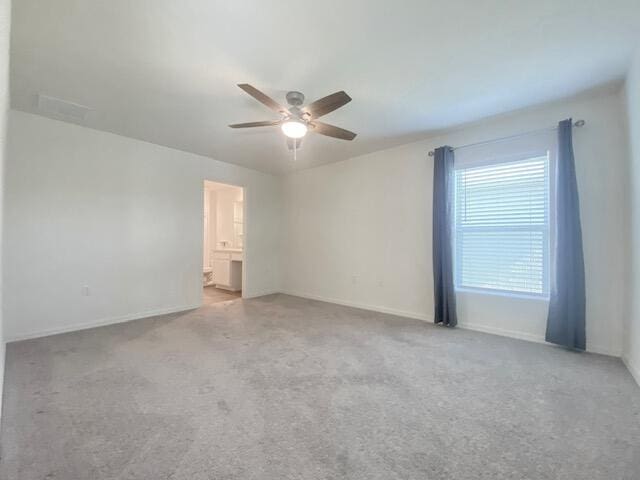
(213, 252, 231, 260)
(231, 253, 243, 261)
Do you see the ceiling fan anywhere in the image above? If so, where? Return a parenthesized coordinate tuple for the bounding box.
(229, 84, 356, 151)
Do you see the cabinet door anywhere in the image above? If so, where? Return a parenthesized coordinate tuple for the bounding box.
(213, 260, 230, 285)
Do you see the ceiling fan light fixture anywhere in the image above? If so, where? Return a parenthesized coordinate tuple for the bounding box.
(230, 85, 356, 143)
(281, 120, 307, 139)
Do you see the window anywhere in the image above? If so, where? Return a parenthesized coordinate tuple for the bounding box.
(453, 154, 550, 296)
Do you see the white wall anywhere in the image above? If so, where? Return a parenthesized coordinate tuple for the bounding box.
(624, 49, 640, 383)
(3, 110, 282, 341)
(0, 76, 632, 369)
(215, 186, 243, 249)
(283, 87, 629, 356)
(0, 0, 10, 420)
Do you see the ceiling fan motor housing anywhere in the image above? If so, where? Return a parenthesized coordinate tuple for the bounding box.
(286, 91, 305, 107)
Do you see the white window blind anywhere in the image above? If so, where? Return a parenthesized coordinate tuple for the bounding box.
(454, 155, 550, 296)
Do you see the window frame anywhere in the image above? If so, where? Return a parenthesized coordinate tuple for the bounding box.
(452, 146, 556, 299)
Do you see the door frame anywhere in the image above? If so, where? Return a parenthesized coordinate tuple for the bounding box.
(202, 179, 247, 300)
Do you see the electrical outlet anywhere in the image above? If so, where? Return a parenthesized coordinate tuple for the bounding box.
(82, 285, 90, 296)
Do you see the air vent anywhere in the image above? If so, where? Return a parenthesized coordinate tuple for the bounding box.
(37, 94, 90, 122)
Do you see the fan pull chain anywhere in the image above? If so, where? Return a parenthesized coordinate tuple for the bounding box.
(293, 138, 297, 162)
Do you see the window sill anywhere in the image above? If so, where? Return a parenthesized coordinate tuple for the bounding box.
(455, 287, 550, 302)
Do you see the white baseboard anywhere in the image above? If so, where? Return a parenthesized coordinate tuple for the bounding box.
(622, 355, 640, 386)
(457, 321, 547, 345)
(6, 303, 202, 343)
(6, 291, 625, 361)
(243, 289, 280, 299)
(7, 291, 278, 343)
(455, 322, 617, 356)
(282, 291, 619, 357)
(281, 290, 431, 322)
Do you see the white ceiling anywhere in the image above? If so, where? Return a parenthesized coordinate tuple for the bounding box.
(10, 1, 640, 175)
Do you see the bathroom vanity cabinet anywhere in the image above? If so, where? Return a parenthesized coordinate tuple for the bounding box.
(213, 250, 243, 291)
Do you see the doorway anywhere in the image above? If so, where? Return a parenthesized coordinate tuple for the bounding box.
(203, 180, 244, 305)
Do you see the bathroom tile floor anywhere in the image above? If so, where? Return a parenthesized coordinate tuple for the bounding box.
(203, 286, 241, 304)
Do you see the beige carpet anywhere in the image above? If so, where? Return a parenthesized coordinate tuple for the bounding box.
(1, 294, 639, 479)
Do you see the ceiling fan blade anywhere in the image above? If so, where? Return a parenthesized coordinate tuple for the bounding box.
(237, 84, 289, 115)
(229, 120, 280, 128)
(311, 121, 357, 141)
(287, 137, 302, 150)
(304, 91, 352, 118)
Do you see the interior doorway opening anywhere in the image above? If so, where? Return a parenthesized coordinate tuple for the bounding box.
(203, 180, 244, 305)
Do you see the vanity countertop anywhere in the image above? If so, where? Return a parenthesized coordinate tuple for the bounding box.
(215, 248, 243, 253)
